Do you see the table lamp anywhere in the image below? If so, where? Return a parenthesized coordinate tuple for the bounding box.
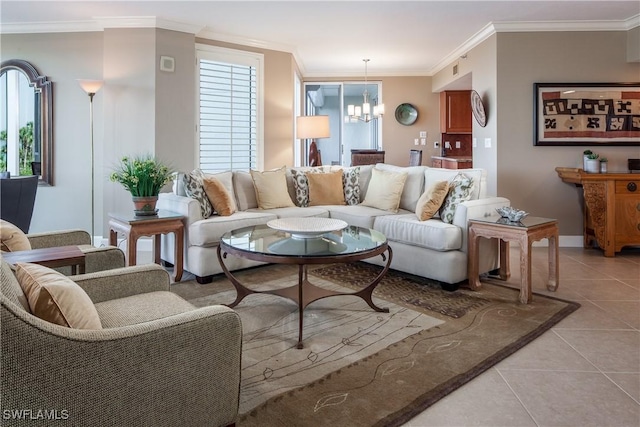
(296, 115, 330, 167)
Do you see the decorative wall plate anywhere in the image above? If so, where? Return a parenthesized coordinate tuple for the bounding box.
(470, 90, 487, 127)
(394, 103, 418, 126)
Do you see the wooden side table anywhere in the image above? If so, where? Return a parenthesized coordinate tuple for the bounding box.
(108, 210, 185, 282)
(2, 245, 86, 274)
(467, 216, 559, 304)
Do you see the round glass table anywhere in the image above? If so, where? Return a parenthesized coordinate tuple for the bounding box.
(217, 223, 392, 348)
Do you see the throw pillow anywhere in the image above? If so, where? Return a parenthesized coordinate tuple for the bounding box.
(439, 173, 475, 224)
(15, 262, 102, 329)
(290, 168, 325, 207)
(0, 219, 31, 252)
(307, 170, 346, 206)
(342, 166, 360, 205)
(202, 175, 236, 216)
(415, 180, 450, 221)
(182, 169, 213, 218)
(250, 166, 295, 209)
(361, 168, 408, 213)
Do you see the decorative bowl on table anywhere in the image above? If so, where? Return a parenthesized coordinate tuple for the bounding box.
(267, 217, 348, 239)
(496, 207, 529, 222)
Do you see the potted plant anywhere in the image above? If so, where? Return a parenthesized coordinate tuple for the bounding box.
(599, 157, 608, 173)
(585, 152, 600, 174)
(110, 155, 174, 215)
(582, 149, 593, 170)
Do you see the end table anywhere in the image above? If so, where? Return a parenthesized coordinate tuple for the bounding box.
(2, 245, 86, 274)
(468, 216, 559, 304)
(108, 210, 184, 282)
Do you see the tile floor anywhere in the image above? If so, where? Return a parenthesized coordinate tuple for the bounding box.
(403, 247, 640, 427)
(153, 246, 640, 426)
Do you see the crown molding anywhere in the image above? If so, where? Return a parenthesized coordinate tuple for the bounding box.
(95, 16, 205, 34)
(428, 22, 496, 76)
(0, 20, 102, 34)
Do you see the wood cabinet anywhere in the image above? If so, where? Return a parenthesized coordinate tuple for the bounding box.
(431, 156, 473, 170)
(556, 167, 640, 256)
(440, 90, 472, 134)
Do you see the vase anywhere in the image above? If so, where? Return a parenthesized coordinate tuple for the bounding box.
(585, 159, 600, 174)
(600, 162, 608, 173)
(132, 195, 159, 216)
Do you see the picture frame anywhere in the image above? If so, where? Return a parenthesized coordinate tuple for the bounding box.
(533, 82, 640, 146)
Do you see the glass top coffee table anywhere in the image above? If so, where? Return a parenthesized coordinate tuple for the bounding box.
(217, 223, 392, 349)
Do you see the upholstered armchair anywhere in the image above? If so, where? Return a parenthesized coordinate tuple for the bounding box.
(1, 219, 125, 274)
(1, 259, 242, 427)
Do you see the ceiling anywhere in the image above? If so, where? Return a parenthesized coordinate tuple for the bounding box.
(1, 1, 639, 77)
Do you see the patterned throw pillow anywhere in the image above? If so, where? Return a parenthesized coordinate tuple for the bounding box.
(183, 169, 213, 218)
(290, 168, 325, 207)
(439, 173, 474, 224)
(342, 167, 360, 205)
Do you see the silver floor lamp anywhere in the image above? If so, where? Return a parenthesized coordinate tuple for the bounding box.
(77, 79, 103, 246)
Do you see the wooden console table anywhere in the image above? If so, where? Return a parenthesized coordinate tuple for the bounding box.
(2, 245, 86, 274)
(556, 167, 640, 257)
(108, 210, 184, 282)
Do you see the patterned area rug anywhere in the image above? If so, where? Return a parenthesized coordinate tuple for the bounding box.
(173, 262, 579, 427)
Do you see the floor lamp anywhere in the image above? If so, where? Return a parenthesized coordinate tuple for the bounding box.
(77, 79, 103, 246)
(296, 115, 330, 167)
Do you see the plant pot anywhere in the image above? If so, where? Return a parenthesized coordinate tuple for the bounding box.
(600, 162, 608, 173)
(585, 159, 600, 174)
(132, 196, 159, 216)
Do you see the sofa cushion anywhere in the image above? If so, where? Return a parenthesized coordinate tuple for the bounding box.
(440, 173, 475, 224)
(373, 214, 462, 252)
(361, 167, 408, 213)
(308, 170, 345, 206)
(183, 169, 213, 218)
(1, 219, 31, 252)
(233, 171, 258, 211)
(95, 291, 196, 328)
(424, 167, 485, 201)
(374, 164, 426, 211)
(189, 211, 278, 246)
(247, 206, 329, 219)
(415, 180, 449, 221)
(250, 166, 295, 209)
(203, 175, 236, 216)
(342, 166, 361, 205)
(1, 259, 30, 312)
(327, 205, 412, 229)
(15, 262, 102, 329)
(289, 167, 325, 207)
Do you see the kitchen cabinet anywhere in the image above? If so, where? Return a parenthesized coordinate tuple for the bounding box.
(440, 90, 472, 134)
(431, 156, 473, 169)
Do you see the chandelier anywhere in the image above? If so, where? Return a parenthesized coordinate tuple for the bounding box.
(347, 59, 384, 123)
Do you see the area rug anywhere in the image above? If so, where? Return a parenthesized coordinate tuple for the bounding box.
(173, 263, 579, 427)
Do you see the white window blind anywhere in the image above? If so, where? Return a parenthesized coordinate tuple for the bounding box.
(197, 46, 263, 172)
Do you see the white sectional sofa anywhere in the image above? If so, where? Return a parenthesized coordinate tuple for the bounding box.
(158, 164, 510, 288)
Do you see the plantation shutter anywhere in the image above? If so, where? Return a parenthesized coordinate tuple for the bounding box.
(198, 57, 258, 172)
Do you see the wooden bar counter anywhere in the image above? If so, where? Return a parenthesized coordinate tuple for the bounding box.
(556, 167, 640, 256)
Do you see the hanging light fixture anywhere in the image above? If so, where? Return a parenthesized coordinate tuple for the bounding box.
(347, 59, 384, 123)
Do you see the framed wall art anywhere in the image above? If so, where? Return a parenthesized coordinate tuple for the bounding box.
(534, 82, 640, 146)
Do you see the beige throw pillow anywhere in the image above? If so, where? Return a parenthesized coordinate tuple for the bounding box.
(361, 168, 408, 212)
(307, 170, 346, 206)
(15, 263, 102, 329)
(0, 219, 31, 252)
(203, 175, 236, 216)
(250, 166, 295, 209)
(415, 180, 450, 221)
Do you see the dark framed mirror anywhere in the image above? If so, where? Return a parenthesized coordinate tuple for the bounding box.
(1, 59, 53, 185)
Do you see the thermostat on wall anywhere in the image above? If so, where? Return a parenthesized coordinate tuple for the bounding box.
(160, 56, 175, 72)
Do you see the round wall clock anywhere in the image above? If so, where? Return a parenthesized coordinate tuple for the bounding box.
(394, 103, 418, 126)
(470, 90, 487, 127)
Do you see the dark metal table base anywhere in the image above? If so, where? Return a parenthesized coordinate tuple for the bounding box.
(217, 246, 393, 349)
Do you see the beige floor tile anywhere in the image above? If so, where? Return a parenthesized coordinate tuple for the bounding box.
(606, 373, 640, 404)
(554, 300, 638, 330)
(495, 330, 597, 372)
(500, 370, 640, 427)
(590, 300, 640, 330)
(571, 280, 640, 301)
(554, 329, 640, 373)
(621, 279, 640, 289)
(404, 369, 536, 427)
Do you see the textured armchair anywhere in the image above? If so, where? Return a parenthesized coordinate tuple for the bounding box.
(1, 260, 242, 427)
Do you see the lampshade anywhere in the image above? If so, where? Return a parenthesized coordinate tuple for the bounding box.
(77, 79, 104, 95)
(296, 115, 331, 139)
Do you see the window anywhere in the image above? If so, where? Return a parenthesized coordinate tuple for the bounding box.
(196, 45, 264, 172)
